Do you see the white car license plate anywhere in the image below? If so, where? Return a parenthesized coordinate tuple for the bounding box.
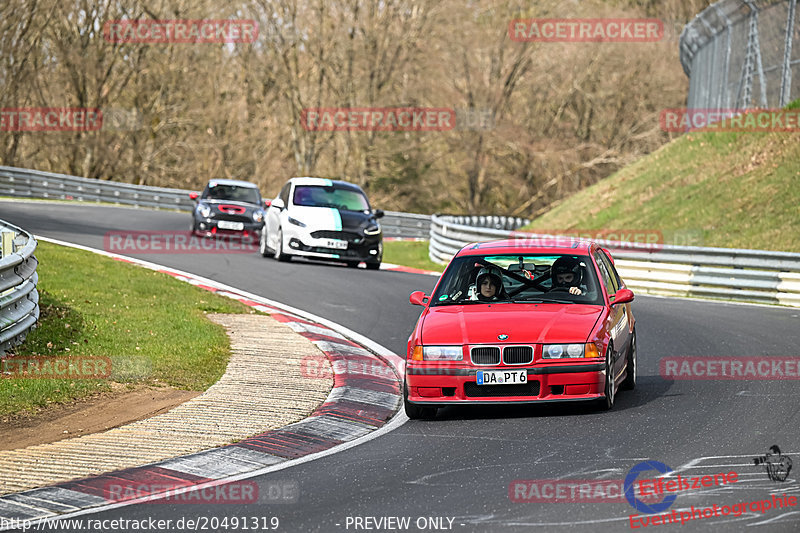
(218, 220, 244, 230)
(325, 239, 348, 250)
(476, 370, 527, 385)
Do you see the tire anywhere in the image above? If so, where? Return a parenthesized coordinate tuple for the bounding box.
(273, 229, 290, 262)
(259, 229, 271, 257)
(403, 378, 437, 420)
(621, 330, 636, 391)
(366, 261, 381, 270)
(346, 261, 360, 268)
(598, 346, 616, 411)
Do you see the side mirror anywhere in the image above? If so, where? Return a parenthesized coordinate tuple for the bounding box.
(271, 198, 285, 210)
(264, 199, 271, 208)
(374, 209, 385, 219)
(409, 291, 429, 306)
(611, 288, 634, 306)
(189, 192, 199, 200)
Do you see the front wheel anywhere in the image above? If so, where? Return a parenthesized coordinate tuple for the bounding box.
(274, 229, 290, 262)
(259, 229, 271, 257)
(366, 261, 381, 270)
(403, 379, 437, 420)
(621, 330, 636, 391)
(598, 346, 616, 411)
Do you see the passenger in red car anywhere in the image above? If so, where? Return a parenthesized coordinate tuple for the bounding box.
(472, 266, 508, 301)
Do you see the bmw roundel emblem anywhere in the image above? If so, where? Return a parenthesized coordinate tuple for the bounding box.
(498, 334, 509, 340)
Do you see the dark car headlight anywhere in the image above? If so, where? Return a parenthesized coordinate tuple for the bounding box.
(198, 204, 211, 218)
(253, 211, 264, 223)
(364, 225, 381, 235)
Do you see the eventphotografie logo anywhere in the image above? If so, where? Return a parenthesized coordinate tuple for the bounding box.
(0, 108, 102, 132)
(103, 19, 258, 44)
(753, 445, 793, 482)
(509, 18, 664, 42)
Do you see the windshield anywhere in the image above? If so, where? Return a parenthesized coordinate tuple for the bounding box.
(293, 185, 370, 211)
(430, 253, 603, 306)
(203, 184, 261, 205)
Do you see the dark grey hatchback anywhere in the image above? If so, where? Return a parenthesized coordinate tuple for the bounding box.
(190, 179, 266, 239)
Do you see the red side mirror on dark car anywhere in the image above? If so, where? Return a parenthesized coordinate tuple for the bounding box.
(189, 192, 199, 200)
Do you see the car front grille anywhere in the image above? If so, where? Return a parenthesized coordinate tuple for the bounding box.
(471, 347, 501, 365)
(311, 230, 361, 242)
(464, 381, 541, 398)
(503, 346, 534, 365)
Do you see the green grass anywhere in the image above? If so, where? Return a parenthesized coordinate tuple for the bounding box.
(0, 241, 254, 417)
(523, 109, 800, 252)
(383, 241, 443, 272)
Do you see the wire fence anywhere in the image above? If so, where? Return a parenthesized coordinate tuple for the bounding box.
(680, 0, 799, 110)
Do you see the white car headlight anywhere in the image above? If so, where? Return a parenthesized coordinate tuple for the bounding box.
(422, 345, 463, 361)
(198, 205, 211, 218)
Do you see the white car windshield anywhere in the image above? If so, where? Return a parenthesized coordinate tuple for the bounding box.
(293, 185, 370, 211)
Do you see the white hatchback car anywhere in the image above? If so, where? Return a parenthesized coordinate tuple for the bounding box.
(260, 177, 384, 269)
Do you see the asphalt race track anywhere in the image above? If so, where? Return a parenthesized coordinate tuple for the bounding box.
(2, 200, 799, 532)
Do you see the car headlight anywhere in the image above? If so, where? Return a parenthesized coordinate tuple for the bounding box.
(253, 211, 264, 223)
(411, 345, 463, 361)
(288, 216, 306, 227)
(542, 343, 600, 359)
(198, 204, 211, 218)
(364, 225, 381, 235)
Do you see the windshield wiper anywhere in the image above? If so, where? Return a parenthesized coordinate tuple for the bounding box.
(513, 297, 575, 304)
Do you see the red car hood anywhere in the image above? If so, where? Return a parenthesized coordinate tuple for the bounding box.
(420, 303, 603, 345)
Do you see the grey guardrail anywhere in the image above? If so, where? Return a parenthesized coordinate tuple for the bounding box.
(0, 166, 430, 240)
(0, 219, 39, 356)
(429, 214, 800, 307)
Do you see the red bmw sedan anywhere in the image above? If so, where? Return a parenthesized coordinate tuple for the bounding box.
(405, 239, 636, 419)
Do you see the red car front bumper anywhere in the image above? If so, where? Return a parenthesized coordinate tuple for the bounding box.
(405, 361, 606, 404)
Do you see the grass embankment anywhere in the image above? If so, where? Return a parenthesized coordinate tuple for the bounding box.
(0, 241, 254, 417)
(522, 116, 800, 252)
(383, 241, 443, 272)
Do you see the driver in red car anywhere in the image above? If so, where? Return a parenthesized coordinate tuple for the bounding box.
(551, 256, 585, 295)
